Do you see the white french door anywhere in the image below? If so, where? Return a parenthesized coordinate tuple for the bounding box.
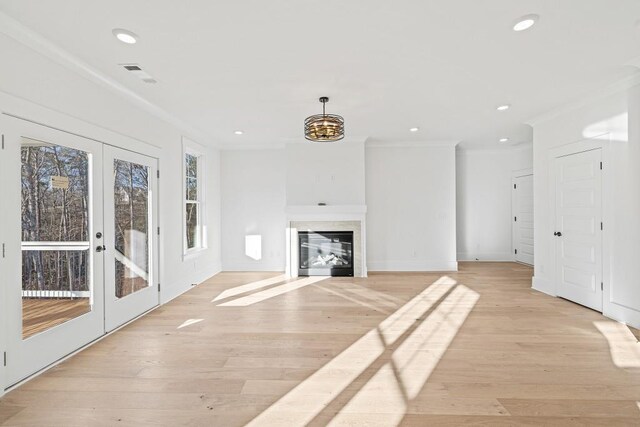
(513, 174, 534, 265)
(103, 145, 159, 332)
(2, 116, 105, 385)
(554, 148, 603, 311)
(1, 116, 159, 387)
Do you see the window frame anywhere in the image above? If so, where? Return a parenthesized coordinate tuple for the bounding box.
(182, 138, 207, 258)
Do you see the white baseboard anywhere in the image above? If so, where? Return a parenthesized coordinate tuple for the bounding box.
(604, 301, 640, 331)
(532, 275, 555, 296)
(221, 262, 285, 272)
(368, 260, 458, 272)
(457, 252, 515, 262)
(161, 262, 221, 304)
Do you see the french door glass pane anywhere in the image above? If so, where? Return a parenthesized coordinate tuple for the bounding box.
(21, 138, 92, 338)
(114, 159, 150, 299)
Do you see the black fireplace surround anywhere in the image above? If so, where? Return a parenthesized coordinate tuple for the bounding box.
(298, 231, 354, 277)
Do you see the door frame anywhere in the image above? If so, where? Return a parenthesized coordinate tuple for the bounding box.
(547, 135, 612, 308)
(512, 168, 533, 264)
(0, 91, 162, 392)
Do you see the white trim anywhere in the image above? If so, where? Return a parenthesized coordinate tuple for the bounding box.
(512, 168, 533, 178)
(0, 11, 214, 147)
(525, 75, 640, 127)
(457, 252, 515, 262)
(457, 142, 533, 153)
(219, 143, 286, 151)
(532, 276, 554, 296)
(182, 137, 208, 258)
(365, 139, 460, 148)
(367, 261, 458, 272)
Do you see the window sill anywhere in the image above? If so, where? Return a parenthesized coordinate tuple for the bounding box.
(183, 247, 207, 261)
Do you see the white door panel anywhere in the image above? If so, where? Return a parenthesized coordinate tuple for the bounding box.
(2, 115, 105, 386)
(554, 149, 602, 311)
(103, 145, 159, 332)
(514, 174, 534, 265)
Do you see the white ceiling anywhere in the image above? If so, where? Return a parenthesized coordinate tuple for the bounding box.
(1, 0, 640, 148)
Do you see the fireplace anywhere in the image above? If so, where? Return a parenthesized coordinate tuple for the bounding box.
(298, 231, 354, 277)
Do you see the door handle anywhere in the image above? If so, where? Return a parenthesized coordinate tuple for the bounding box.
(554, 232, 562, 237)
(96, 245, 106, 252)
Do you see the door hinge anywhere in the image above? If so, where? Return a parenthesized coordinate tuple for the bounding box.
(1, 134, 4, 150)
(2, 243, 5, 258)
(515, 249, 518, 255)
(601, 222, 603, 231)
(600, 162, 603, 170)
(514, 184, 516, 189)
(158, 283, 161, 291)
(157, 226, 160, 235)
(3, 351, 6, 367)
(514, 216, 517, 222)
(157, 170, 160, 179)
(601, 282, 604, 291)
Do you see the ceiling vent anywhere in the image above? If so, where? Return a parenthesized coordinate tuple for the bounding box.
(120, 63, 157, 84)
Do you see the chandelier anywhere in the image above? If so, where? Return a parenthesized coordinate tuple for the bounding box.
(304, 97, 345, 142)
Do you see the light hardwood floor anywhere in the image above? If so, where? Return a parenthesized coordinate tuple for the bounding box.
(1, 262, 639, 426)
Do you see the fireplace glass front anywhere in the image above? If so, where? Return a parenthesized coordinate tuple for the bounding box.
(298, 231, 354, 277)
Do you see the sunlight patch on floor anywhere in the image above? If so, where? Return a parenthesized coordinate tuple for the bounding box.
(315, 284, 393, 314)
(394, 284, 479, 399)
(217, 276, 327, 307)
(246, 276, 476, 426)
(328, 363, 406, 426)
(177, 318, 203, 329)
(329, 284, 479, 425)
(211, 274, 287, 302)
(594, 321, 640, 368)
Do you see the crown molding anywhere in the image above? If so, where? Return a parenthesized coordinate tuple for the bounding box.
(457, 140, 533, 152)
(365, 139, 460, 148)
(219, 142, 286, 151)
(525, 72, 640, 127)
(0, 11, 216, 147)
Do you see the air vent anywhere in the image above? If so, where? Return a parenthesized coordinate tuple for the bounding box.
(120, 63, 157, 84)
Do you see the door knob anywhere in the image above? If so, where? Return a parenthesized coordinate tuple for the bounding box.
(554, 232, 562, 237)
(96, 245, 106, 252)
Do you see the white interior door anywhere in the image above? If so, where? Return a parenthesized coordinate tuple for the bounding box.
(1, 115, 105, 386)
(103, 145, 159, 332)
(554, 149, 603, 311)
(513, 174, 534, 265)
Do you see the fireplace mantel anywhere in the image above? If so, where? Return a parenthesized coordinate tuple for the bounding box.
(285, 205, 367, 277)
(285, 205, 367, 220)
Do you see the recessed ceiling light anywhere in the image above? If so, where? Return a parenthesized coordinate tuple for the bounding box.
(499, 138, 509, 143)
(409, 127, 419, 132)
(496, 104, 511, 111)
(234, 130, 244, 135)
(112, 28, 138, 44)
(513, 14, 539, 32)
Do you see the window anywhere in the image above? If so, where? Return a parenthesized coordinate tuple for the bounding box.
(183, 139, 206, 256)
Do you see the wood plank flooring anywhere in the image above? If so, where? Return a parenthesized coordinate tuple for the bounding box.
(22, 298, 91, 339)
(2, 263, 639, 426)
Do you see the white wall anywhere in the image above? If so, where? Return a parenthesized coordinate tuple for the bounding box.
(532, 87, 640, 329)
(0, 33, 222, 304)
(366, 144, 458, 271)
(286, 141, 366, 206)
(456, 146, 533, 261)
(221, 149, 286, 271)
